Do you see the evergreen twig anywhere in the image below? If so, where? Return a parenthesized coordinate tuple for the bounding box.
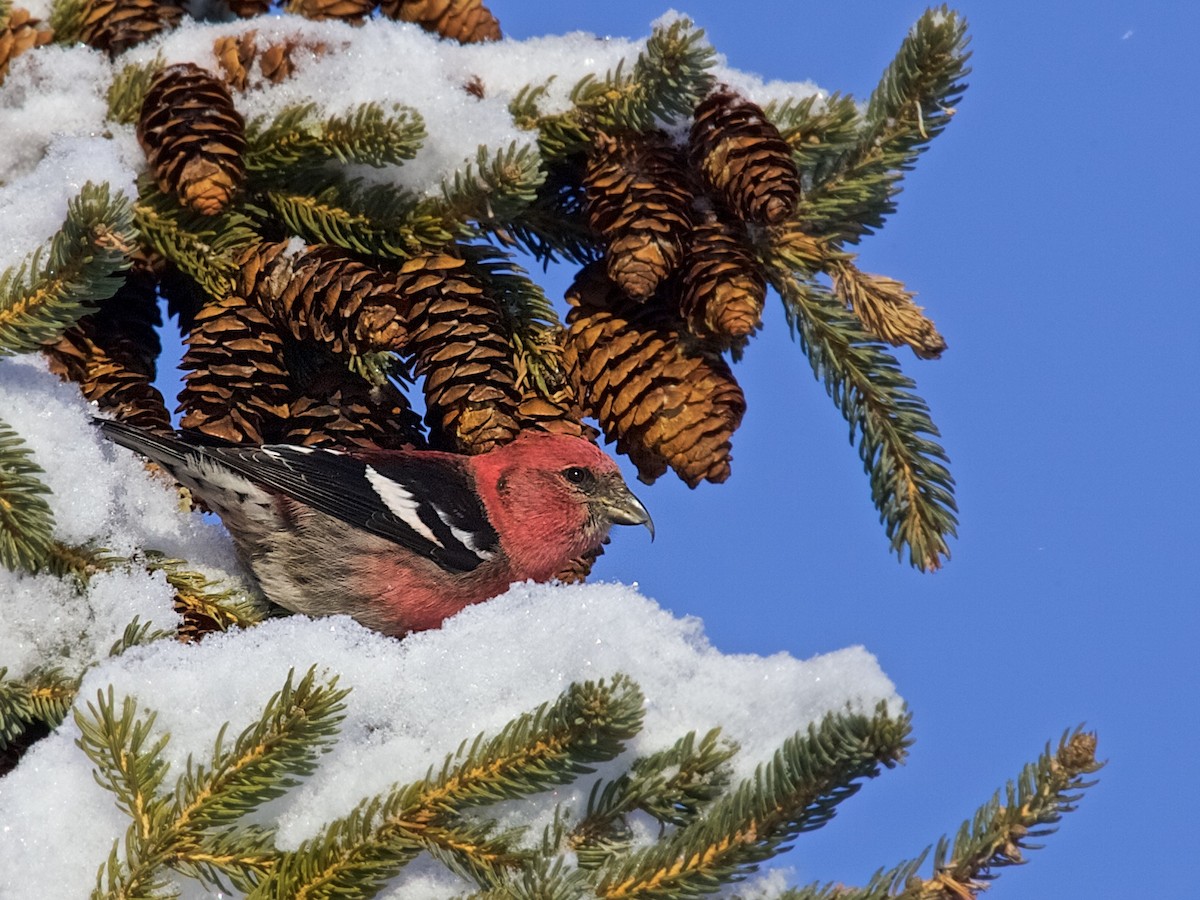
(257, 675, 646, 898)
(134, 182, 259, 299)
(245, 102, 425, 172)
(79, 667, 349, 895)
(106, 56, 166, 125)
(512, 17, 715, 159)
(799, 7, 970, 242)
(460, 246, 565, 396)
(766, 239, 957, 572)
(592, 702, 911, 898)
(0, 666, 78, 749)
(0, 415, 55, 573)
(0, 182, 134, 356)
(571, 727, 737, 868)
(765, 92, 861, 190)
(436, 142, 546, 230)
(778, 730, 1103, 900)
(144, 552, 271, 637)
(265, 175, 453, 259)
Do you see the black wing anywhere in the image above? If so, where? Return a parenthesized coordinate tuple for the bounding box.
(98, 420, 499, 573)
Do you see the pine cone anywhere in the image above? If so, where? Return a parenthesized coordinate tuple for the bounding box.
(554, 540, 606, 584)
(288, 0, 375, 22)
(564, 264, 745, 487)
(78, 0, 184, 57)
(675, 214, 765, 349)
(212, 32, 257, 90)
(242, 242, 412, 355)
(689, 88, 800, 226)
(43, 266, 171, 432)
(178, 293, 292, 443)
(399, 254, 520, 453)
(259, 40, 309, 84)
(225, 0, 271, 16)
(138, 64, 247, 215)
(0, 8, 53, 83)
(583, 131, 694, 300)
(284, 357, 425, 450)
(514, 388, 597, 440)
(379, 0, 501, 43)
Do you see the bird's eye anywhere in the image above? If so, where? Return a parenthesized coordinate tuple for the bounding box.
(563, 466, 589, 484)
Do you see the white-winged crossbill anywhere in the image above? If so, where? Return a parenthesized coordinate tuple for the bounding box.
(98, 420, 653, 636)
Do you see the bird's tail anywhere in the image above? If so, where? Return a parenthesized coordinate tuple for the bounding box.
(95, 418, 192, 468)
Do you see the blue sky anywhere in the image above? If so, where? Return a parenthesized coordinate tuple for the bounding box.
(487, 2, 1198, 897)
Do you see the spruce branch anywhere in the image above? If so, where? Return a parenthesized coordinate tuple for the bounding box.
(0, 666, 78, 749)
(171, 667, 348, 835)
(1, 613, 175, 755)
(75, 687, 173, 845)
(779, 730, 1103, 900)
(259, 675, 646, 898)
(81, 668, 348, 896)
(572, 727, 737, 868)
(0, 182, 135, 356)
(800, 7, 970, 242)
(420, 673, 645, 813)
(107, 56, 166, 125)
(244, 102, 425, 172)
(920, 729, 1102, 900)
(0, 415, 55, 573)
(513, 17, 715, 159)
(46, 0, 86, 45)
(134, 182, 259, 299)
(460, 245, 566, 397)
(767, 238, 957, 571)
(144, 552, 271, 637)
(765, 92, 861, 189)
(492, 159, 598, 266)
(266, 176, 453, 259)
(593, 703, 911, 898)
(108, 616, 175, 656)
(44, 541, 120, 585)
(436, 142, 546, 230)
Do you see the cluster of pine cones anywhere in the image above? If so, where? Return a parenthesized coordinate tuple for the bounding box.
(14, 0, 806, 494)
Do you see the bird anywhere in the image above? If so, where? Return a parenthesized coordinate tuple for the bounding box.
(97, 419, 653, 636)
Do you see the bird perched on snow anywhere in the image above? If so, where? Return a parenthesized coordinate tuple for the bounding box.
(97, 420, 653, 636)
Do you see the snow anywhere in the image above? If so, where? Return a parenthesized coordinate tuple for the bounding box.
(0, 357, 241, 678)
(0, 357, 898, 897)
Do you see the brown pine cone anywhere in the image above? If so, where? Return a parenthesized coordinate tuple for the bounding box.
(398, 254, 520, 454)
(689, 88, 800, 226)
(212, 32, 257, 90)
(178, 293, 291, 443)
(564, 264, 745, 487)
(583, 131, 694, 300)
(0, 8, 53, 82)
(137, 64, 246, 215)
(78, 0, 184, 57)
(287, 0, 375, 22)
(43, 265, 171, 432)
(226, 0, 271, 16)
(284, 357, 425, 450)
(675, 214, 765, 350)
(379, 0, 501, 43)
(554, 540, 607, 584)
(242, 242, 412, 355)
(514, 388, 597, 441)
